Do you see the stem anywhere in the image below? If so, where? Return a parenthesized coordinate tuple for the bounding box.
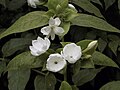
(64, 66, 67, 81)
(32, 69, 46, 76)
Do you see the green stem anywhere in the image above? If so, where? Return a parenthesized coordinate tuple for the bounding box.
(64, 66, 67, 81)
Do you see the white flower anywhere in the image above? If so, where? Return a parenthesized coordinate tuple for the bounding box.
(29, 36, 50, 56)
(27, 0, 40, 8)
(46, 53, 66, 72)
(87, 40, 98, 49)
(61, 43, 82, 64)
(41, 17, 64, 40)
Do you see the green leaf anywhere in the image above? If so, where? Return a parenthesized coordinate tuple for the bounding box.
(72, 68, 103, 86)
(60, 42, 71, 47)
(7, 0, 26, 10)
(92, 51, 119, 68)
(98, 38, 107, 52)
(71, 85, 79, 90)
(100, 81, 120, 90)
(34, 75, 46, 90)
(0, 11, 49, 39)
(76, 40, 92, 50)
(72, 0, 103, 18)
(45, 73, 56, 90)
(59, 81, 72, 90)
(104, 0, 116, 10)
(8, 68, 30, 90)
(90, 0, 102, 6)
(0, 61, 6, 77)
(7, 52, 49, 71)
(0, 0, 6, 7)
(71, 14, 120, 33)
(108, 41, 119, 56)
(60, 22, 70, 38)
(81, 58, 94, 68)
(118, 0, 120, 11)
(2, 38, 32, 57)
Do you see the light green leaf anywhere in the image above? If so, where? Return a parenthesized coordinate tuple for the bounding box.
(2, 38, 32, 57)
(100, 81, 120, 90)
(60, 22, 70, 38)
(71, 14, 120, 33)
(71, 85, 79, 90)
(47, 0, 58, 10)
(7, 52, 49, 71)
(0, 61, 6, 77)
(34, 75, 46, 90)
(90, 0, 102, 6)
(104, 0, 116, 10)
(60, 42, 71, 47)
(72, 0, 103, 18)
(59, 81, 72, 90)
(76, 40, 92, 50)
(72, 68, 103, 86)
(0, 11, 49, 39)
(92, 51, 119, 68)
(8, 68, 30, 90)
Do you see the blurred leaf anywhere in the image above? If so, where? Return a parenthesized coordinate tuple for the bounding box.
(0, 11, 49, 39)
(34, 75, 46, 90)
(86, 31, 96, 39)
(2, 38, 32, 57)
(104, 0, 116, 10)
(60, 42, 71, 47)
(108, 41, 118, 56)
(72, 68, 103, 86)
(7, 52, 49, 71)
(73, 60, 81, 74)
(118, 0, 120, 12)
(59, 81, 72, 90)
(71, 85, 79, 90)
(72, 0, 103, 18)
(100, 81, 120, 90)
(98, 38, 107, 52)
(7, 0, 26, 10)
(92, 51, 119, 68)
(108, 34, 119, 41)
(8, 68, 30, 90)
(45, 73, 56, 90)
(0, 0, 6, 7)
(76, 40, 92, 50)
(71, 14, 120, 33)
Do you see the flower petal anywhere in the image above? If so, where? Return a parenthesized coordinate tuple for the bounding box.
(41, 26, 51, 35)
(49, 17, 55, 26)
(50, 30, 55, 40)
(54, 27, 64, 36)
(54, 17, 61, 26)
(46, 53, 66, 72)
(27, 0, 37, 8)
(44, 37, 51, 50)
(32, 40, 42, 51)
(29, 46, 40, 56)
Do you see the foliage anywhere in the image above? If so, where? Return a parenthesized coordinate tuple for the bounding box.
(0, 0, 120, 90)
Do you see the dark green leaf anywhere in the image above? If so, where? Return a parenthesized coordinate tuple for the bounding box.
(104, 0, 116, 10)
(8, 68, 30, 90)
(34, 75, 46, 90)
(72, 0, 103, 18)
(92, 51, 119, 68)
(71, 14, 120, 33)
(81, 58, 94, 68)
(0, 11, 49, 39)
(100, 81, 120, 90)
(72, 68, 103, 86)
(59, 81, 72, 90)
(45, 73, 56, 90)
(98, 38, 107, 52)
(0, 61, 6, 77)
(2, 38, 32, 57)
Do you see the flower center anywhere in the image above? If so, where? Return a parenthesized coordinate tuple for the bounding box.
(70, 56, 73, 58)
(54, 61, 58, 64)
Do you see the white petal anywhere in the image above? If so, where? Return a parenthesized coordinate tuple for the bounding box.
(44, 37, 51, 50)
(49, 17, 55, 26)
(50, 30, 55, 40)
(27, 0, 36, 8)
(87, 40, 98, 49)
(41, 26, 51, 35)
(29, 46, 40, 56)
(46, 53, 66, 72)
(54, 26, 64, 36)
(54, 17, 61, 26)
(32, 40, 42, 51)
(62, 43, 82, 64)
(68, 4, 75, 9)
